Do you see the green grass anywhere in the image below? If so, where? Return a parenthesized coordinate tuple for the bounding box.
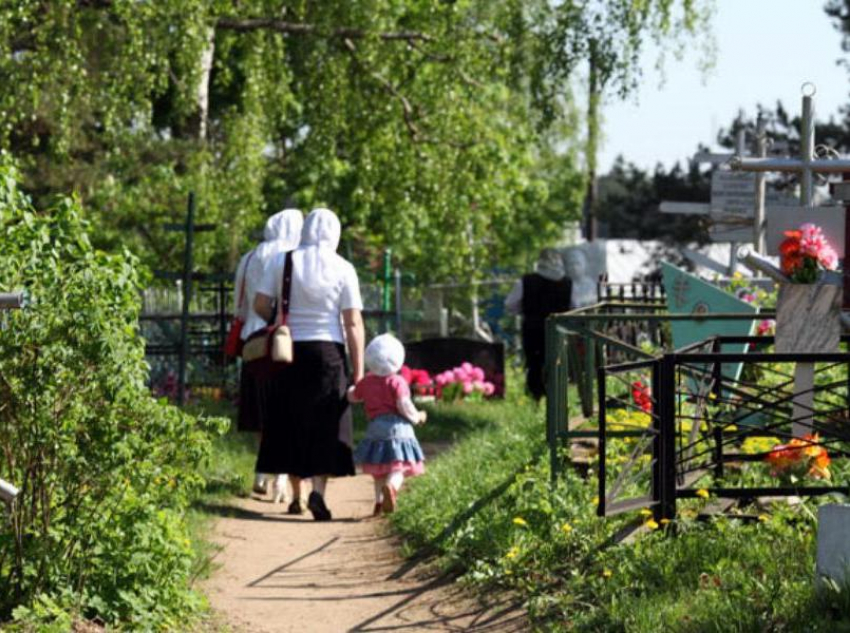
(389, 392, 850, 632)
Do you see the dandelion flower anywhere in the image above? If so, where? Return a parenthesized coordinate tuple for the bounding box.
(696, 489, 710, 499)
(602, 569, 613, 578)
(591, 496, 599, 506)
(660, 518, 671, 525)
(639, 508, 652, 517)
(512, 517, 528, 527)
(561, 522, 573, 534)
(758, 514, 770, 523)
(505, 546, 520, 560)
(645, 519, 660, 530)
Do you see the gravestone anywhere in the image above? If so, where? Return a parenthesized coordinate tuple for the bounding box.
(404, 337, 505, 397)
(661, 262, 757, 387)
(661, 263, 757, 353)
(561, 242, 606, 308)
(817, 504, 850, 586)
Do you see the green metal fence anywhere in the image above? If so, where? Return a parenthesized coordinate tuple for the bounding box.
(545, 302, 776, 481)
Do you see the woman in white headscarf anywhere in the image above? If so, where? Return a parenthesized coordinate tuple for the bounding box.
(504, 247, 572, 400)
(254, 208, 364, 521)
(233, 208, 303, 498)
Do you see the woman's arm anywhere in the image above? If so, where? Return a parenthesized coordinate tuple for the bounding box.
(342, 308, 365, 383)
(254, 293, 274, 322)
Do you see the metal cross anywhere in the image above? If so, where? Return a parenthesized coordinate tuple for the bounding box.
(732, 86, 850, 437)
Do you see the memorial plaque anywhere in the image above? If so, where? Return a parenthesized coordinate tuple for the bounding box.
(708, 171, 798, 243)
(661, 262, 757, 383)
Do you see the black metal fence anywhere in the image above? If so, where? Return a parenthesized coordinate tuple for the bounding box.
(597, 336, 850, 522)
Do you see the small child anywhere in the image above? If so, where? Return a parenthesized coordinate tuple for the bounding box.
(349, 334, 426, 516)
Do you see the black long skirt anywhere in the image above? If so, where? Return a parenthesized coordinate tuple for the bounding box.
(237, 363, 262, 432)
(254, 341, 355, 478)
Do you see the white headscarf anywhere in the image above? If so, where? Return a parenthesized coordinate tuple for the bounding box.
(255, 208, 303, 262)
(293, 207, 343, 302)
(535, 248, 566, 281)
(365, 334, 405, 377)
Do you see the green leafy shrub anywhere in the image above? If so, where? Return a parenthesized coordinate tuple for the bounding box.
(0, 161, 225, 628)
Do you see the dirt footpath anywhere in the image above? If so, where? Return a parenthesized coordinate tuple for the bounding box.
(202, 473, 528, 633)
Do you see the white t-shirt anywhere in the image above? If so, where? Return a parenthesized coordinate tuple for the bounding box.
(258, 250, 363, 344)
(233, 245, 292, 340)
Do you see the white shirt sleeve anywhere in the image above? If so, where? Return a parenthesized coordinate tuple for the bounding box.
(257, 252, 283, 298)
(504, 279, 523, 315)
(339, 262, 363, 311)
(396, 396, 421, 424)
(232, 254, 250, 318)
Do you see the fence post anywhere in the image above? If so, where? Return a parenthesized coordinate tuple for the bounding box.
(597, 364, 607, 517)
(546, 317, 560, 482)
(658, 353, 677, 521)
(177, 192, 196, 406)
(651, 359, 663, 522)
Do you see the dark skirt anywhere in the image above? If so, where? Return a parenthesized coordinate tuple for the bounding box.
(237, 363, 262, 432)
(255, 341, 355, 478)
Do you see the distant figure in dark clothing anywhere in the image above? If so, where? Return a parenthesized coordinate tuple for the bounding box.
(505, 248, 572, 400)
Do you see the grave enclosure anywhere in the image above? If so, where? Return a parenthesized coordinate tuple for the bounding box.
(547, 89, 850, 527)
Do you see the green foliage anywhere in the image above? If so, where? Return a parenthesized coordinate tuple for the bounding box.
(392, 392, 850, 632)
(0, 1, 712, 283)
(0, 161, 226, 628)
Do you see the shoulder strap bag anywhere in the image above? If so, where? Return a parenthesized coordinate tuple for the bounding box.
(242, 252, 294, 370)
(223, 250, 255, 358)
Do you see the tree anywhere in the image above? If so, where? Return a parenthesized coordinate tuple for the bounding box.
(0, 1, 713, 282)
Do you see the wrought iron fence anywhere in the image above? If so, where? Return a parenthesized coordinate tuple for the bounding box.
(545, 303, 776, 481)
(597, 336, 850, 522)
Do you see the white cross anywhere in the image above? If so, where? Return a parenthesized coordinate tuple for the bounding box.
(731, 86, 850, 437)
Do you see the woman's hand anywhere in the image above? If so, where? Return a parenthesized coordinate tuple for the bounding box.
(417, 410, 428, 425)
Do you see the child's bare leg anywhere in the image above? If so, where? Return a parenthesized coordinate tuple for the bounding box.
(372, 476, 386, 516)
(387, 471, 405, 492)
(373, 477, 386, 504)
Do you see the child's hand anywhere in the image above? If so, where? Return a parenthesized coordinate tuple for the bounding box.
(417, 410, 427, 425)
(346, 385, 358, 403)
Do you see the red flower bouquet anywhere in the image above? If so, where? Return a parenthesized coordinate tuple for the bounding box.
(779, 223, 838, 283)
(631, 380, 652, 413)
(765, 434, 831, 481)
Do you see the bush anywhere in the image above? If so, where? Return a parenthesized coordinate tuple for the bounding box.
(0, 161, 225, 628)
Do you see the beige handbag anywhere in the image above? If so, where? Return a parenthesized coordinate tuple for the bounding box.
(242, 251, 294, 368)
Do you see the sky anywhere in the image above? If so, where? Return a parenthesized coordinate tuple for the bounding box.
(599, 0, 850, 172)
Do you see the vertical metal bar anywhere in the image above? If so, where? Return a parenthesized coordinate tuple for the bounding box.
(844, 171, 850, 311)
(394, 267, 402, 336)
(382, 249, 392, 333)
(218, 278, 227, 385)
(546, 318, 556, 481)
(753, 114, 768, 256)
(177, 192, 195, 406)
(596, 364, 607, 517)
(651, 360, 663, 521)
(659, 354, 677, 521)
(801, 94, 815, 207)
(582, 335, 595, 418)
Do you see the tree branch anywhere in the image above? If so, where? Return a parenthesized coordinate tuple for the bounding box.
(342, 38, 422, 141)
(216, 17, 434, 43)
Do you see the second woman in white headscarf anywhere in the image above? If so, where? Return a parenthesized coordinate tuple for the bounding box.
(254, 207, 365, 521)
